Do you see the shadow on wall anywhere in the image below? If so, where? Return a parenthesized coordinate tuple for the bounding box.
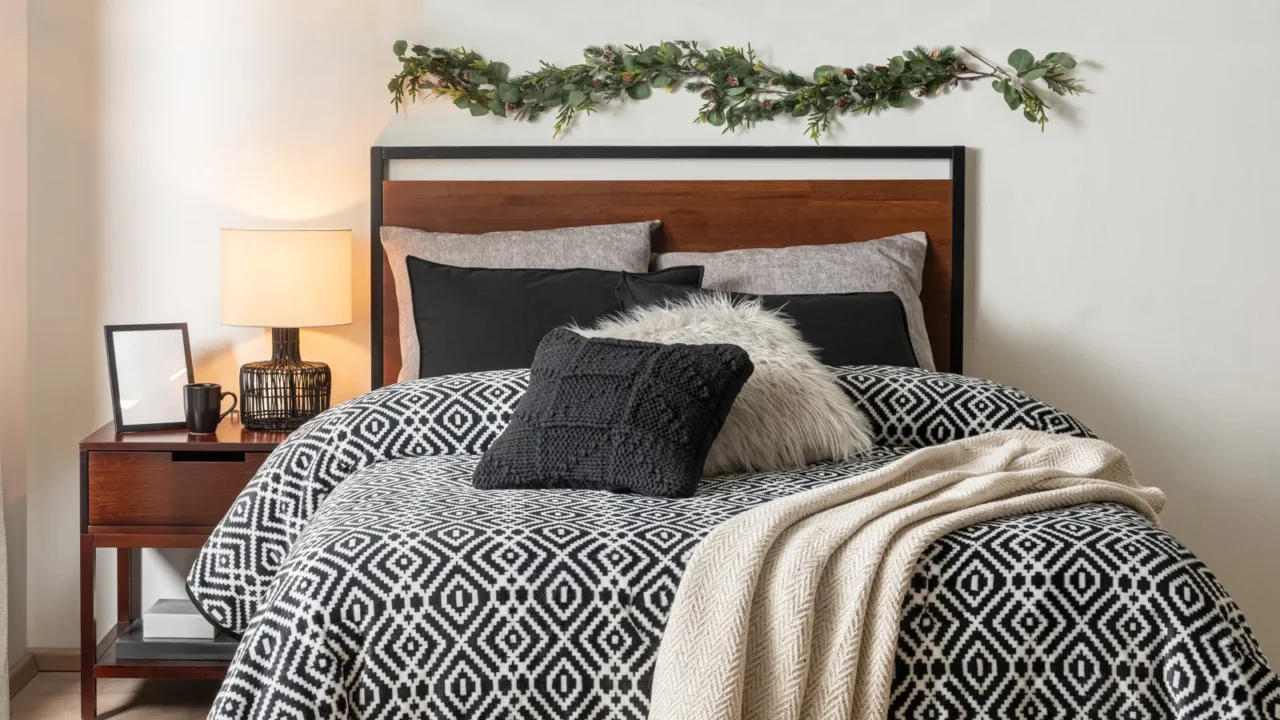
(971, 317, 1280, 653)
(26, 0, 105, 648)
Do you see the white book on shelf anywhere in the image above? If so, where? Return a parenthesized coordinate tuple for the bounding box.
(142, 598, 216, 640)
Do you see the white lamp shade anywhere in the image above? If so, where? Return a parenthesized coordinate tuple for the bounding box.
(221, 229, 353, 328)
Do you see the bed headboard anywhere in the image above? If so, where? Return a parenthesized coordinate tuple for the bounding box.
(371, 146, 966, 389)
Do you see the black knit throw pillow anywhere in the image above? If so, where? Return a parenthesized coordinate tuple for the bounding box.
(472, 327, 754, 498)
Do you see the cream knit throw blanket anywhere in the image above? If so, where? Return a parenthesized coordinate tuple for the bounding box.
(649, 430, 1166, 720)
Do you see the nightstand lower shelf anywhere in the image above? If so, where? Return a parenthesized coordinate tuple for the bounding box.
(92, 621, 231, 680)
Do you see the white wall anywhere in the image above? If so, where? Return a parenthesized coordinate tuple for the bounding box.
(24, 0, 1279, 655)
(1, 0, 29, 665)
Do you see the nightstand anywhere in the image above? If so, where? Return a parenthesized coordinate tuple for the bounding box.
(78, 415, 289, 719)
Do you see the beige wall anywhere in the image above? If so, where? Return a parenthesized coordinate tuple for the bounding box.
(23, 0, 1280, 656)
(1, 0, 29, 665)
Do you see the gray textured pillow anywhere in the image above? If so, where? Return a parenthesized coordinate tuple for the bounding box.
(653, 232, 934, 369)
(383, 222, 657, 382)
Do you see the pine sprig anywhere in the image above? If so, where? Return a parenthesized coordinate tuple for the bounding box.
(388, 41, 1085, 142)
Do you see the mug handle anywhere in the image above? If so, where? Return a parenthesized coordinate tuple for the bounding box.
(219, 392, 238, 421)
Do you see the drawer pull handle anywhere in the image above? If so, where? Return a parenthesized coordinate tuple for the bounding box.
(171, 451, 247, 463)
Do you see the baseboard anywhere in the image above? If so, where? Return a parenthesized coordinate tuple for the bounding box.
(29, 647, 79, 672)
(9, 653, 37, 697)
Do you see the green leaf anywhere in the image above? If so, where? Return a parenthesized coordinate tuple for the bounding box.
(1003, 85, 1022, 110)
(1058, 54, 1077, 69)
(791, 105, 808, 117)
(626, 83, 652, 100)
(469, 103, 490, 117)
(1008, 49, 1035, 73)
(887, 91, 912, 108)
(1022, 67, 1048, 82)
(387, 78, 402, 92)
(726, 86, 748, 96)
(567, 90, 587, 108)
(489, 62, 510, 81)
(992, 79, 1008, 93)
(488, 99, 506, 117)
(889, 56, 906, 75)
(411, 45, 428, 56)
(1023, 107, 1039, 123)
(651, 74, 672, 89)
(662, 42, 680, 59)
(542, 95, 562, 107)
(453, 96, 471, 109)
(1044, 52, 1063, 64)
(814, 65, 837, 81)
(706, 109, 725, 126)
(498, 83, 522, 103)
(392, 40, 408, 57)
(470, 73, 489, 85)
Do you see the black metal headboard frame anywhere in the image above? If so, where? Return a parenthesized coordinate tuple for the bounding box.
(369, 145, 967, 389)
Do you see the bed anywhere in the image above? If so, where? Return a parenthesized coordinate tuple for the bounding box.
(188, 147, 1277, 719)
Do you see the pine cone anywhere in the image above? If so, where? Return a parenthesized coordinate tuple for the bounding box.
(874, 65, 888, 73)
(762, 99, 773, 110)
(841, 67, 855, 79)
(621, 72, 634, 83)
(916, 87, 928, 98)
(504, 102, 518, 112)
(727, 76, 740, 87)
(930, 50, 941, 59)
(768, 76, 780, 86)
(592, 78, 603, 88)
(835, 97, 851, 109)
(602, 52, 615, 62)
(700, 89, 716, 100)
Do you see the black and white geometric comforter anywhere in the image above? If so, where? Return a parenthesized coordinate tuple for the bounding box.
(188, 367, 1279, 719)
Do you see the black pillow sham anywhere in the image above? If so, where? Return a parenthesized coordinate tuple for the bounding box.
(617, 273, 919, 368)
(472, 328, 754, 498)
(406, 259, 703, 377)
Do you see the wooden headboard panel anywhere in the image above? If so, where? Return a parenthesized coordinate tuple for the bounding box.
(371, 147, 966, 389)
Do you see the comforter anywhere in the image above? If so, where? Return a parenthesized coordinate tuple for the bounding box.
(188, 367, 1278, 719)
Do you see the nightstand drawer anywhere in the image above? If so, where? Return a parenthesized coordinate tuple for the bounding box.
(87, 451, 269, 526)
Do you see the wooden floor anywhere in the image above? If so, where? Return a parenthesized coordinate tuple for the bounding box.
(12, 673, 218, 719)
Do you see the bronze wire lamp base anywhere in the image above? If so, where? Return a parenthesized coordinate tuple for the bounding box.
(239, 327, 332, 431)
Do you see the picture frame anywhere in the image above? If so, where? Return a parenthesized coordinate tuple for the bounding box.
(104, 323, 195, 433)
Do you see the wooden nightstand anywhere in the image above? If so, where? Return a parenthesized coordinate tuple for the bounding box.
(79, 415, 289, 719)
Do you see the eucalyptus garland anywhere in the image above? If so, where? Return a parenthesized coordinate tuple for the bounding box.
(388, 41, 1084, 141)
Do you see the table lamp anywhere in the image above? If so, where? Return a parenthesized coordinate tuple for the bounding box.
(221, 228, 352, 430)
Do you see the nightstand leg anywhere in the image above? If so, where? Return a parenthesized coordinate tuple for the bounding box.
(117, 548, 132, 623)
(80, 534, 96, 719)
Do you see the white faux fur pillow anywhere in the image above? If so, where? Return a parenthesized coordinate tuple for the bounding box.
(576, 295, 873, 476)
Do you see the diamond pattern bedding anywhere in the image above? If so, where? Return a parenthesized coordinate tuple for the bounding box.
(188, 367, 1278, 719)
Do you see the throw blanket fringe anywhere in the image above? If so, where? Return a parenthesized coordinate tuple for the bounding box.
(650, 430, 1166, 720)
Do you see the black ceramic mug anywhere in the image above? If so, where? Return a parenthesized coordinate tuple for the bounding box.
(184, 383, 237, 435)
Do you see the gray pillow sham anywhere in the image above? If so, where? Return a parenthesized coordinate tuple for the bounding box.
(652, 232, 935, 369)
(383, 222, 657, 382)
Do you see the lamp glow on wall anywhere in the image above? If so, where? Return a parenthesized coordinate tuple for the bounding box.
(221, 229, 352, 431)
